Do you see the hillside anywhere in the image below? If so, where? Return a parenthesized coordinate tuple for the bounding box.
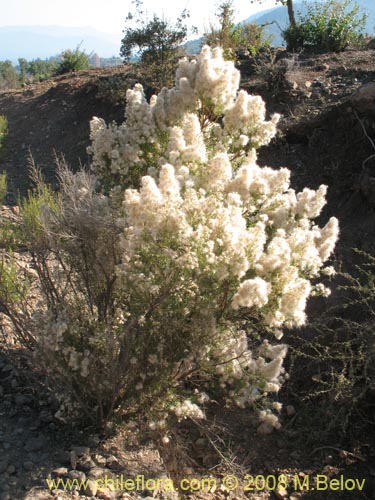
(0, 48, 375, 499)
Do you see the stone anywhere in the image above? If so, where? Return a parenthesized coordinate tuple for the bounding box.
(77, 458, 96, 472)
(68, 470, 86, 481)
(351, 82, 375, 113)
(366, 38, 375, 50)
(83, 479, 98, 497)
(24, 437, 46, 452)
(52, 467, 68, 477)
(70, 450, 77, 469)
(275, 487, 289, 500)
(0, 460, 9, 474)
(106, 455, 122, 471)
(14, 394, 34, 406)
(88, 466, 112, 480)
(10, 379, 18, 389)
(96, 486, 116, 500)
(6, 465, 15, 475)
(93, 454, 107, 466)
(23, 461, 34, 471)
(286, 405, 296, 416)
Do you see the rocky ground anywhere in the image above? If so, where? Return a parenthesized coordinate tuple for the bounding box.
(1, 49, 375, 499)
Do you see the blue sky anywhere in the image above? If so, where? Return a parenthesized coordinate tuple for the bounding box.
(0, 0, 277, 35)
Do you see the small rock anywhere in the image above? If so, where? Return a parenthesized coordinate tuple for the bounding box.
(23, 461, 34, 471)
(275, 487, 289, 500)
(52, 467, 68, 477)
(88, 467, 111, 480)
(0, 460, 9, 474)
(83, 479, 98, 497)
(106, 455, 122, 471)
(93, 454, 107, 467)
(14, 394, 34, 406)
(40, 411, 53, 423)
(77, 458, 96, 472)
(24, 437, 45, 452)
(366, 38, 375, 50)
(305, 81, 312, 88)
(351, 82, 375, 113)
(70, 450, 77, 469)
(68, 470, 86, 481)
(96, 486, 116, 500)
(0, 494, 11, 500)
(87, 435, 100, 447)
(10, 379, 18, 389)
(286, 405, 296, 416)
(6, 465, 15, 475)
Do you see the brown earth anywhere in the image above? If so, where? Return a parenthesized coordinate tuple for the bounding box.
(1, 49, 375, 500)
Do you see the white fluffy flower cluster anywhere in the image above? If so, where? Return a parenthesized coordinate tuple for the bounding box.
(121, 157, 338, 327)
(62, 45, 339, 430)
(213, 331, 287, 410)
(88, 46, 280, 188)
(173, 400, 206, 420)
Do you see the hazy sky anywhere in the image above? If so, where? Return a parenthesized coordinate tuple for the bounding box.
(0, 0, 278, 35)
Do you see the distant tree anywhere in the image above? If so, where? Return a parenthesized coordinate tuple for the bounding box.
(55, 44, 91, 75)
(120, 0, 196, 89)
(18, 58, 29, 85)
(205, 1, 273, 59)
(28, 58, 58, 81)
(204, 1, 237, 57)
(99, 56, 123, 67)
(0, 61, 19, 90)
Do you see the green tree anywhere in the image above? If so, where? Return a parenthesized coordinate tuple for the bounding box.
(120, 0, 195, 89)
(204, 1, 238, 57)
(28, 58, 58, 81)
(283, 0, 367, 51)
(205, 1, 272, 58)
(55, 44, 91, 75)
(18, 58, 29, 85)
(0, 61, 19, 90)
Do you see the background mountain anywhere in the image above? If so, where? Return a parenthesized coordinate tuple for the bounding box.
(0, 25, 121, 61)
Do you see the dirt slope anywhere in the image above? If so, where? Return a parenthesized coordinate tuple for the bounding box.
(0, 66, 130, 200)
(1, 50, 375, 500)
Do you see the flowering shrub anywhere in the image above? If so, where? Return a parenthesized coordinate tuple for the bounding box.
(6, 46, 338, 435)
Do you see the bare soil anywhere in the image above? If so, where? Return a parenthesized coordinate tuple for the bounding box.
(1, 50, 375, 500)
